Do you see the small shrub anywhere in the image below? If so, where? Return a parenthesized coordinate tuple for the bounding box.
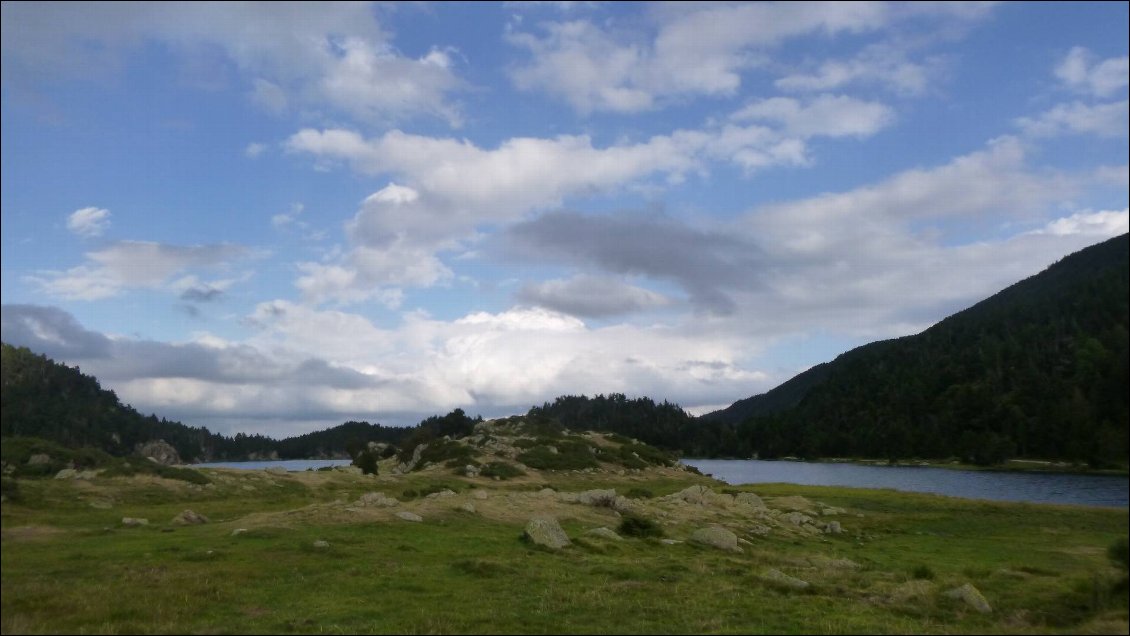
(480, 462, 525, 480)
(352, 450, 379, 475)
(618, 514, 664, 538)
(911, 564, 936, 580)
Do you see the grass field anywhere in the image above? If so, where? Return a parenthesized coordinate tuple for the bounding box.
(2, 463, 1126, 634)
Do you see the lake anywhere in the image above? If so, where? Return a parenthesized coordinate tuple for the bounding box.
(194, 457, 1128, 508)
(682, 459, 1129, 508)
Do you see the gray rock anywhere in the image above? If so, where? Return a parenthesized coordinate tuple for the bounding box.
(463, 464, 480, 478)
(425, 489, 457, 499)
(690, 526, 742, 552)
(576, 489, 617, 507)
(313, 540, 330, 549)
(586, 527, 624, 541)
(823, 521, 843, 534)
(135, 439, 182, 466)
(945, 583, 992, 614)
(396, 511, 423, 522)
(734, 492, 766, 508)
(747, 523, 772, 537)
(356, 492, 399, 507)
(782, 511, 814, 526)
(171, 509, 209, 525)
(54, 468, 78, 480)
(659, 539, 683, 545)
(669, 485, 715, 505)
(394, 443, 428, 474)
(524, 516, 571, 550)
(231, 528, 248, 536)
(459, 502, 477, 514)
(27, 453, 51, 466)
(760, 568, 810, 590)
(122, 517, 148, 527)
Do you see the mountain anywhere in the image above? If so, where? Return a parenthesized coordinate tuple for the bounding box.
(0, 343, 409, 462)
(702, 233, 1129, 466)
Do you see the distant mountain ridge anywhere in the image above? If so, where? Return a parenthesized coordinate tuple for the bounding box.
(702, 233, 1129, 465)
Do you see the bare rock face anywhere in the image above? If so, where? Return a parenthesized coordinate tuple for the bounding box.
(524, 516, 571, 550)
(135, 440, 182, 466)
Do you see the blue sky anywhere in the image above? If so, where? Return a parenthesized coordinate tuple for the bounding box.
(2, 1, 1127, 436)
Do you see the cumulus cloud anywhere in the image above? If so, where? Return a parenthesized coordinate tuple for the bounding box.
(27, 241, 251, 300)
(775, 43, 933, 95)
(505, 2, 991, 113)
(1032, 209, 1129, 237)
(66, 207, 111, 237)
(731, 95, 895, 139)
(1, 2, 465, 127)
(1055, 47, 1129, 97)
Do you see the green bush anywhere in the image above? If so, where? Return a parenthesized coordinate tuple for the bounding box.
(618, 442, 674, 467)
(911, 564, 936, 580)
(517, 440, 599, 471)
(480, 461, 525, 480)
(618, 514, 664, 538)
(625, 488, 653, 499)
(352, 449, 379, 475)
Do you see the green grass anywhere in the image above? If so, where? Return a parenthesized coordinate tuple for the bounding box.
(2, 470, 1127, 634)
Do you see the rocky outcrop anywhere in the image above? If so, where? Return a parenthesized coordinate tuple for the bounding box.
(394, 444, 428, 474)
(524, 516, 571, 550)
(135, 440, 182, 466)
(356, 492, 399, 507)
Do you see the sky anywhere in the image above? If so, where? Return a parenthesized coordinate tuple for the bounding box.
(1, 1, 1127, 437)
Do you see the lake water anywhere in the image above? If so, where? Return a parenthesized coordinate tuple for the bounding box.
(682, 459, 1129, 508)
(194, 457, 1128, 508)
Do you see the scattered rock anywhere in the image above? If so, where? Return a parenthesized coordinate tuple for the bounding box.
(425, 489, 457, 499)
(135, 439, 182, 466)
(760, 568, 810, 590)
(782, 511, 814, 527)
(356, 492, 399, 507)
(121, 517, 148, 527)
(394, 443, 428, 474)
(587, 527, 624, 541)
(746, 523, 772, 537)
(231, 528, 248, 536)
(171, 509, 210, 525)
(823, 521, 843, 534)
(396, 511, 423, 523)
(459, 502, 477, 514)
(463, 464, 480, 478)
(313, 540, 330, 549)
(524, 516, 571, 550)
(668, 485, 716, 506)
(576, 489, 617, 507)
(820, 505, 846, 516)
(690, 526, 742, 552)
(945, 583, 992, 614)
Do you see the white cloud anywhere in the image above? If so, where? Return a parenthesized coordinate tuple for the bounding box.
(244, 142, 268, 158)
(66, 206, 111, 237)
(1, 2, 466, 127)
(774, 43, 933, 95)
(1032, 209, 1129, 237)
(505, 2, 991, 113)
(731, 95, 895, 139)
(515, 275, 672, 317)
(1016, 100, 1129, 138)
(27, 241, 250, 300)
(1055, 46, 1129, 97)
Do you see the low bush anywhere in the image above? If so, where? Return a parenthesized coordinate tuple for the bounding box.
(618, 513, 664, 538)
(480, 462, 525, 480)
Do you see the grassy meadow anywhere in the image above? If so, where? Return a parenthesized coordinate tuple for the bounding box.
(2, 464, 1127, 634)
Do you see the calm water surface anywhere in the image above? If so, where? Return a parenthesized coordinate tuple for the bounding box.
(682, 459, 1128, 508)
(195, 458, 1128, 508)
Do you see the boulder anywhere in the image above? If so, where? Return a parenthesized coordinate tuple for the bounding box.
(171, 509, 210, 525)
(135, 440, 182, 466)
(690, 526, 741, 552)
(760, 568, 810, 590)
(121, 517, 148, 527)
(394, 443, 428, 474)
(459, 502, 477, 514)
(425, 489, 457, 499)
(27, 453, 51, 466)
(524, 516, 571, 550)
(463, 464, 480, 478)
(313, 540, 330, 549)
(669, 485, 715, 505)
(945, 583, 992, 614)
(396, 511, 423, 523)
(576, 489, 617, 507)
(734, 492, 766, 508)
(231, 528, 248, 536)
(823, 521, 843, 534)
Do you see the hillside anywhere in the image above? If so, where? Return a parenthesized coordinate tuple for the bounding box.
(703, 233, 1129, 465)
